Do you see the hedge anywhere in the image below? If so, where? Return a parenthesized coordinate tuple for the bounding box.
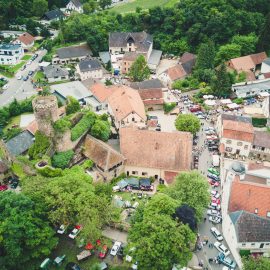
(28, 131, 50, 159)
(252, 118, 267, 128)
(53, 118, 71, 134)
(71, 112, 96, 141)
(38, 165, 63, 177)
(163, 102, 177, 113)
(52, 150, 74, 169)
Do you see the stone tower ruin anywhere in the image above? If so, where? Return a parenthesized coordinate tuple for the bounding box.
(32, 95, 59, 137)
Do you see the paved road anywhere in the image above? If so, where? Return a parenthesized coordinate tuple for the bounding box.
(0, 49, 47, 106)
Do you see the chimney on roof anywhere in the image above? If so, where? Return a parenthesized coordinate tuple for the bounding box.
(155, 142, 159, 150)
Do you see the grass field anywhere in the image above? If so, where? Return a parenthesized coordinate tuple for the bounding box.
(0, 61, 26, 78)
(22, 54, 32, 61)
(110, 0, 179, 13)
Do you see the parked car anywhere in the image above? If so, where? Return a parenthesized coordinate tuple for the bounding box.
(0, 185, 8, 191)
(99, 245, 108, 259)
(57, 224, 67, 234)
(217, 253, 236, 269)
(17, 75, 22, 80)
(208, 179, 220, 187)
(208, 167, 220, 176)
(209, 215, 222, 224)
(28, 70, 34, 76)
(214, 242, 230, 257)
(23, 76, 29, 81)
(210, 190, 218, 196)
(190, 106, 201, 112)
(211, 197, 221, 204)
(209, 202, 221, 210)
(110, 241, 122, 256)
(210, 227, 223, 241)
(2, 84, 8, 90)
(68, 225, 82, 239)
(207, 209, 221, 216)
(65, 262, 81, 270)
(207, 173, 220, 181)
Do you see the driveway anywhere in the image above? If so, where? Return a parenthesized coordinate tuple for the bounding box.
(102, 227, 128, 244)
(0, 49, 47, 106)
(147, 110, 177, 132)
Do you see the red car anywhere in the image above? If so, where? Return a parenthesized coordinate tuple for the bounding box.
(212, 197, 221, 204)
(208, 179, 219, 187)
(0, 185, 8, 191)
(190, 106, 201, 112)
(99, 245, 108, 259)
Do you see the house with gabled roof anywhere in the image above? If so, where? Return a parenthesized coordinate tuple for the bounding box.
(83, 135, 125, 181)
(15, 32, 35, 50)
(119, 127, 192, 184)
(66, 0, 83, 14)
(107, 85, 147, 129)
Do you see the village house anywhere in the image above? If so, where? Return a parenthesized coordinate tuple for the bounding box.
(121, 52, 141, 74)
(43, 65, 69, 83)
(130, 79, 165, 111)
(227, 52, 267, 81)
(42, 9, 65, 22)
(65, 0, 83, 14)
(0, 30, 24, 39)
(83, 135, 125, 181)
(0, 43, 24, 65)
(120, 127, 192, 184)
(160, 52, 196, 88)
(232, 78, 270, 98)
(250, 131, 270, 161)
(52, 44, 92, 64)
(107, 85, 147, 129)
(15, 32, 35, 51)
(76, 58, 103, 81)
(217, 115, 254, 157)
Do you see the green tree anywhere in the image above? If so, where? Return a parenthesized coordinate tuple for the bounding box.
(66, 96, 80, 115)
(32, 0, 48, 17)
(90, 120, 110, 141)
(231, 33, 258, 55)
(22, 166, 114, 242)
(175, 114, 200, 135)
(243, 256, 270, 270)
(215, 43, 241, 64)
(83, 0, 97, 14)
(8, 99, 21, 116)
(99, 0, 112, 10)
(165, 171, 210, 222)
(0, 192, 58, 270)
(257, 12, 270, 53)
(211, 62, 232, 97)
(28, 131, 50, 159)
(129, 55, 150, 82)
(5, 127, 22, 140)
(195, 41, 215, 70)
(128, 194, 195, 270)
(52, 150, 74, 169)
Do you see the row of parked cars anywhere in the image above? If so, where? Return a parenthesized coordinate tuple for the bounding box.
(204, 127, 219, 152)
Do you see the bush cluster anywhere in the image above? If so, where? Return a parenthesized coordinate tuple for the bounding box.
(252, 118, 267, 128)
(28, 131, 50, 159)
(52, 150, 74, 169)
(163, 102, 177, 113)
(71, 112, 96, 141)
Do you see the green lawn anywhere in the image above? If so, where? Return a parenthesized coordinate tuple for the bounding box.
(0, 61, 26, 77)
(33, 70, 46, 82)
(110, 0, 178, 13)
(22, 54, 32, 61)
(3, 115, 21, 133)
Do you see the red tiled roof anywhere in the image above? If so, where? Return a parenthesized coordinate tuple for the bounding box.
(26, 120, 38, 135)
(250, 52, 267, 65)
(166, 64, 187, 81)
(180, 52, 196, 64)
(143, 99, 164, 105)
(223, 120, 254, 142)
(91, 83, 116, 103)
(138, 89, 163, 100)
(263, 72, 270, 79)
(18, 32, 35, 46)
(164, 171, 178, 184)
(229, 178, 270, 218)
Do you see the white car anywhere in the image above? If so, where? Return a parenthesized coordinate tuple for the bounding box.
(211, 190, 218, 196)
(213, 192, 221, 199)
(110, 241, 122, 256)
(2, 84, 8, 90)
(68, 227, 81, 239)
(207, 209, 221, 216)
(210, 227, 223, 241)
(209, 202, 221, 211)
(57, 224, 67, 234)
(27, 60, 32, 65)
(209, 215, 221, 224)
(214, 241, 230, 257)
(17, 75, 22, 80)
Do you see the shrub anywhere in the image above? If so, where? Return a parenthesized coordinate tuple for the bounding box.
(252, 118, 267, 128)
(81, 159, 94, 170)
(66, 96, 81, 115)
(71, 111, 96, 141)
(163, 102, 177, 113)
(233, 98, 244, 105)
(28, 131, 50, 159)
(52, 150, 74, 169)
(53, 118, 71, 134)
(90, 120, 111, 141)
(38, 166, 63, 177)
(5, 127, 22, 140)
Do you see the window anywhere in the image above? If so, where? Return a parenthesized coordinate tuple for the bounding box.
(237, 142, 243, 146)
(226, 140, 232, 144)
(267, 212, 270, 218)
(253, 145, 256, 149)
(129, 42, 132, 46)
(142, 172, 148, 176)
(266, 243, 270, 246)
(225, 147, 232, 152)
(260, 243, 264, 248)
(132, 171, 138, 175)
(121, 48, 123, 52)
(244, 145, 249, 150)
(255, 208, 258, 214)
(262, 147, 265, 151)
(251, 243, 255, 246)
(129, 48, 131, 52)
(132, 117, 135, 121)
(242, 243, 246, 247)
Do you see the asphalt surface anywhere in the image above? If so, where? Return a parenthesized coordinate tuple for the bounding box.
(0, 49, 47, 106)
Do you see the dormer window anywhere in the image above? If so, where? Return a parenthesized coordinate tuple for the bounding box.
(255, 208, 258, 214)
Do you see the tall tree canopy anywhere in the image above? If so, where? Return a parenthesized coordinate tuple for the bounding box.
(128, 194, 196, 270)
(165, 171, 210, 222)
(243, 256, 270, 270)
(175, 114, 200, 135)
(0, 192, 58, 270)
(129, 55, 150, 82)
